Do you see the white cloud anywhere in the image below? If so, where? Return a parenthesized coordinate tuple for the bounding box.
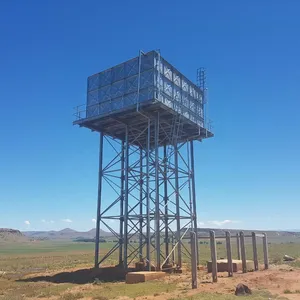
(197, 221, 205, 226)
(208, 220, 239, 227)
(24, 220, 30, 225)
(42, 219, 55, 224)
(92, 218, 96, 223)
(62, 219, 72, 223)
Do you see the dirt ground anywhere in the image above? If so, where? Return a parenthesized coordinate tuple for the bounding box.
(6, 264, 298, 300)
(177, 265, 300, 300)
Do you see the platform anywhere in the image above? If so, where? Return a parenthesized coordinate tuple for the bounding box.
(74, 102, 213, 147)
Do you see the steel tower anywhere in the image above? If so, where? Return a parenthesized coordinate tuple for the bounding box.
(74, 50, 213, 272)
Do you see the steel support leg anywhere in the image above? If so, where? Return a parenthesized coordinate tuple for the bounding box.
(95, 132, 104, 268)
(146, 119, 151, 270)
(190, 141, 199, 264)
(174, 143, 182, 267)
(123, 126, 129, 269)
(119, 141, 125, 265)
(139, 148, 143, 262)
(155, 114, 161, 270)
(163, 145, 169, 265)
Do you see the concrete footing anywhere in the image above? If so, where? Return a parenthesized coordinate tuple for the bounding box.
(125, 271, 166, 284)
(207, 259, 254, 273)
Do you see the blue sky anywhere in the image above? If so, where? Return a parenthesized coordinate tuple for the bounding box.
(0, 0, 299, 232)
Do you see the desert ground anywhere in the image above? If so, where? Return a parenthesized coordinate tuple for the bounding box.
(1, 240, 300, 300)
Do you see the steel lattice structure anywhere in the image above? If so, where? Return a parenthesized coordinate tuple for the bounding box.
(74, 50, 213, 272)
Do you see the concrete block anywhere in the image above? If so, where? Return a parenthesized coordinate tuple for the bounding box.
(126, 271, 166, 284)
(207, 259, 254, 273)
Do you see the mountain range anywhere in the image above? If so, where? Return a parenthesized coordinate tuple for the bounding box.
(22, 228, 111, 240)
(20, 227, 300, 242)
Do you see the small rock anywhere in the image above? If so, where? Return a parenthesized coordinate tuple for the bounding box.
(235, 283, 252, 296)
(93, 278, 102, 285)
(0, 271, 6, 277)
(283, 255, 295, 261)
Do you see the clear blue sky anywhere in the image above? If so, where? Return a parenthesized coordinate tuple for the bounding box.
(0, 0, 299, 232)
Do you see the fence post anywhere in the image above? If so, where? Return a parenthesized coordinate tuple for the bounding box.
(240, 231, 247, 273)
(236, 233, 241, 260)
(210, 230, 218, 282)
(252, 232, 259, 271)
(263, 233, 269, 270)
(225, 231, 233, 277)
(191, 232, 198, 289)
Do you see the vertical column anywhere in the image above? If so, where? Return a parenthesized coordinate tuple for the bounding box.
(123, 126, 129, 269)
(139, 148, 143, 262)
(190, 141, 199, 265)
(95, 132, 104, 268)
(263, 233, 269, 270)
(163, 145, 169, 265)
(119, 141, 125, 265)
(174, 143, 182, 267)
(225, 231, 233, 277)
(240, 231, 247, 273)
(155, 114, 161, 270)
(146, 119, 151, 270)
(210, 230, 217, 282)
(252, 232, 259, 271)
(191, 232, 198, 289)
(236, 233, 241, 260)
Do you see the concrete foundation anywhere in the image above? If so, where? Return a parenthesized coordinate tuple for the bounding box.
(125, 271, 166, 284)
(207, 259, 254, 273)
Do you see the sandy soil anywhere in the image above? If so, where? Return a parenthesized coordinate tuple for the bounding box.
(18, 264, 300, 300)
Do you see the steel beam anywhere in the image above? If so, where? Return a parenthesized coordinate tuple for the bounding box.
(119, 141, 125, 265)
(174, 143, 182, 267)
(155, 114, 161, 270)
(139, 148, 143, 262)
(190, 141, 199, 264)
(123, 126, 129, 269)
(146, 119, 151, 270)
(95, 132, 104, 268)
(163, 145, 169, 265)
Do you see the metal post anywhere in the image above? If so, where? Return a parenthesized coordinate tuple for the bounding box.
(123, 126, 129, 269)
(163, 145, 169, 265)
(95, 132, 104, 268)
(139, 148, 143, 262)
(190, 141, 199, 265)
(146, 119, 151, 270)
(172, 235, 175, 265)
(225, 231, 233, 277)
(119, 141, 125, 265)
(236, 233, 241, 260)
(174, 143, 182, 268)
(155, 114, 161, 270)
(263, 233, 269, 270)
(191, 232, 198, 289)
(210, 230, 217, 282)
(252, 232, 258, 271)
(240, 231, 247, 273)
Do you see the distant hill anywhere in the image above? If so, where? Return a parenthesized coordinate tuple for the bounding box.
(194, 228, 300, 244)
(0, 228, 29, 243)
(22, 228, 111, 241)
(18, 227, 300, 243)
(196, 228, 300, 237)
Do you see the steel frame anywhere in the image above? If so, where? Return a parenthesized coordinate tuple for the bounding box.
(94, 112, 199, 271)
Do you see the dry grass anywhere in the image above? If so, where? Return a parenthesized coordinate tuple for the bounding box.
(0, 241, 299, 300)
(85, 281, 177, 299)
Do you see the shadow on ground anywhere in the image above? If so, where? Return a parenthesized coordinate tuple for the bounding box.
(17, 267, 129, 284)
